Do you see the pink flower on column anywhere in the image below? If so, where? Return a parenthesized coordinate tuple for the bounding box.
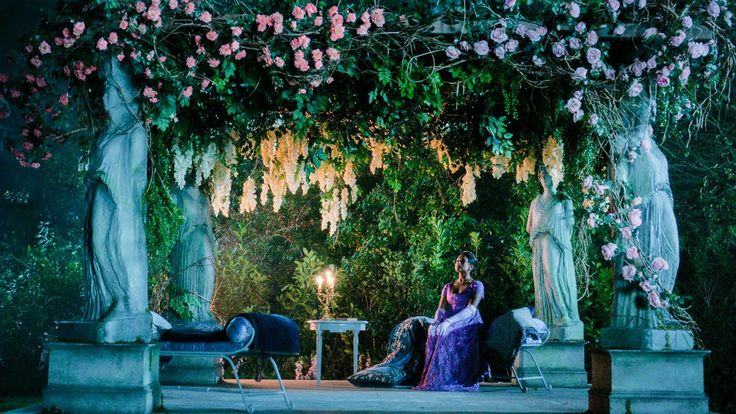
(640, 137, 652, 153)
(601, 242, 617, 261)
(59, 94, 69, 106)
(628, 208, 642, 228)
(346, 12, 357, 23)
(631, 196, 642, 206)
(234, 50, 246, 60)
(182, 86, 193, 97)
(621, 226, 633, 239)
(651, 257, 669, 271)
(622, 264, 637, 281)
(625, 246, 639, 259)
(647, 290, 664, 308)
(108, 32, 119, 44)
(206, 30, 218, 41)
(271, 13, 284, 33)
(639, 279, 654, 293)
(255, 14, 272, 32)
(219, 43, 232, 56)
(200, 11, 212, 23)
(186, 56, 196, 68)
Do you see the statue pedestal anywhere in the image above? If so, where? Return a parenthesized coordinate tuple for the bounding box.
(160, 356, 222, 385)
(589, 349, 709, 414)
(43, 342, 161, 414)
(599, 327, 694, 350)
(56, 313, 153, 343)
(515, 340, 588, 388)
(549, 321, 584, 342)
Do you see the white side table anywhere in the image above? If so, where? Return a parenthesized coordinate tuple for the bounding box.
(306, 319, 368, 386)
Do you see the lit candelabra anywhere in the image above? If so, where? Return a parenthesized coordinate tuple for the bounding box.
(315, 268, 335, 319)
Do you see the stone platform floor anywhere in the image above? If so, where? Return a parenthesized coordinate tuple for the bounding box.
(10, 380, 589, 413)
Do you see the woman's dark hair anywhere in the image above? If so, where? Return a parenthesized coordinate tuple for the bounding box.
(461, 251, 479, 269)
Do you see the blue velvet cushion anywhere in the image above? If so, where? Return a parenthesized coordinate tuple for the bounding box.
(160, 340, 247, 353)
(228, 313, 300, 356)
(226, 316, 255, 344)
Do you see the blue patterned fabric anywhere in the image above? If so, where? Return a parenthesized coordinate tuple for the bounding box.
(348, 316, 432, 387)
(228, 313, 300, 356)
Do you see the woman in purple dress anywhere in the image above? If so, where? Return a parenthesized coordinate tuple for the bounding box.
(416, 251, 484, 391)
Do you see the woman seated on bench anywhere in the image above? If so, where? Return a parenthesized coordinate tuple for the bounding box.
(415, 251, 484, 391)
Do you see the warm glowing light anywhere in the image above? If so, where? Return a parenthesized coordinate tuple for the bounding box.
(325, 269, 334, 288)
(316, 274, 324, 291)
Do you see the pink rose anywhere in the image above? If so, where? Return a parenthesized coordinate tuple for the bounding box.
(325, 47, 340, 61)
(186, 56, 196, 68)
(271, 12, 284, 34)
(72, 22, 86, 37)
(628, 208, 642, 228)
(206, 30, 218, 41)
(347, 12, 357, 23)
(626, 246, 639, 260)
(182, 86, 193, 97)
(357, 24, 370, 36)
(219, 44, 232, 56)
(136, 1, 146, 13)
(207, 58, 220, 67)
(96, 38, 108, 50)
(235, 50, 246, 60)
(328, 6, 339, 16)
(445, 46, 461, 60)
(108, 32, 119, 44)
(647, 290, 665, 308)
(639, 279, 654, 293)
(169, 0, 178, 9)
(473, 40, 489, 56)
(117, 53, 125, 61)
(622, 264, 637, 281)
(314, 16, 323, 26)
(632, 196, 642, 206)
(38, 41, 51, 55)
(311, 49, 323, 62)
(200, 11, 212, 23)
(651, 257, 669, 271)
(58, 94, 70, 106)
(274, 56, 285, 67)
(120, 18, 129, 30)
(640, 137, 652, 153)
(601, 242, 617, 261)
(587, 213, 598, 228)
(292, 6, 305, 20)
(230, 40, 240, 51)
(255, 14, 271, 32)
(201, 78, 211, 89)
(621, 226, 633, 239)
(231, 26, 243, 36)
(30, 57, 42, 68)
(31, 162, 40, 169)
(23, 142, 34, 150)
(371, 8, 385, 27)
(184, 2, 195, 15)
(304, 3, 318, 16)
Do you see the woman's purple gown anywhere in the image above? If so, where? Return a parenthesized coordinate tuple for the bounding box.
(415, 281, 484, 391)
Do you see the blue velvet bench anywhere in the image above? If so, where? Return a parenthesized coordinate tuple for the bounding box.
(159, 313, 300, 413)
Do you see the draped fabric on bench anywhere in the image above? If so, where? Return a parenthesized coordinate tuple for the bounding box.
(348, 316, 433, 387)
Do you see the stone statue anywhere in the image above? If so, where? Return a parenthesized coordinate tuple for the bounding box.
(610, 95, 680, 330)
(81, 58, 150, 329)
(170, 185, 217, 321)
(526, 167, 583, 341)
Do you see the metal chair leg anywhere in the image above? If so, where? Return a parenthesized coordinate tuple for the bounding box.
(223, 355, 254, 413)
(268, 356, 294, 410)
(523, 348, 552, 391)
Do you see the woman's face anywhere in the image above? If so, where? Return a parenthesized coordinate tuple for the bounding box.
(455, 254, 472, 274)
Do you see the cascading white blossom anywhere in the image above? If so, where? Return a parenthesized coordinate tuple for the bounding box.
(368, 139, 388, 173)
(429, 138, 462, 173)
(461, 164, 480, 206)
(490, 154, 510, 179)
(239, 176, 257, 213)
(195, 142, 218, 186)
(542, 136, 564, 187)
(210, 161, 232, 217)
(343, 160, 358, 202)
(172, 143, 194, 189)
(515, 156, 536, 183)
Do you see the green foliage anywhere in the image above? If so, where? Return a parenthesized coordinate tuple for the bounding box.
(0, 223, 84, 393)
(214, 246, 271, 321)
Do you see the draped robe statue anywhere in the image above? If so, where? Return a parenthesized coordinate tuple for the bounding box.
(170, 185, 216, 321)
(527, 169, 583, 341)
(610, 96, 680, 330)
(82, 59, 149, 324)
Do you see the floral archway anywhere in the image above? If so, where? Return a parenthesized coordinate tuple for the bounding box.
(0, 0, 732, 340)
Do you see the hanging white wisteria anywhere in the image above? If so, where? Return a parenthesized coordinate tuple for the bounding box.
(210, 162, 232, 217)
(490, 155, 510, 179)
(194, 142, 218, 187)
(368, 139, 388, 174)
(542, 136, 564, 188)
(515, 156, 536, 183)
(460, 164, 480, 206)
(238, 176, 257, 214)
(172, 144, 194, 189)
(429, 139, 462, 173)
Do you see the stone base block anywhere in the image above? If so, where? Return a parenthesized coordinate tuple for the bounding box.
(589, 349, 710, 414)
(515, 340, 588, 388)
(57, 313, 153, 343)
(44, 342, 161, 414)
(549, 321, 584, 342)
(599, 327, 693, 350)
(160, 356, 222, 385)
